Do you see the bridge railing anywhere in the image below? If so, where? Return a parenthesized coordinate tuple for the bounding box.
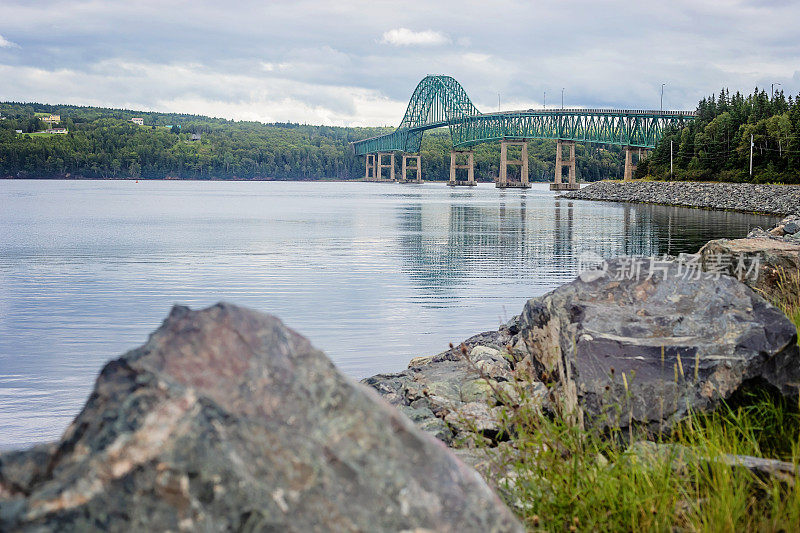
(499, 108, 697, 116)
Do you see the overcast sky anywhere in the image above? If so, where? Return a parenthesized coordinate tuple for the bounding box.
(1, 0, 798, 126)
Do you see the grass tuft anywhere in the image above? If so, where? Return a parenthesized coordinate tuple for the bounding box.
(759, 266, 800, 342)
(479, 387, 800, 532)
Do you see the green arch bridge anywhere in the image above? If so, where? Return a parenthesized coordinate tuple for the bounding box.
(352, 75, 696, 189)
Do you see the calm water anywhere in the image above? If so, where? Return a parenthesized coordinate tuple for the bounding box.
(0, 180, 779, 448)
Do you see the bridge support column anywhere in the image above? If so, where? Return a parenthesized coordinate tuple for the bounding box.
(497, 140, 531, 189)
(365, 154, 375, 180)
(623, 147, 638, 181)
(375, 152, 396, 182)
(550, 140, 579, 190)
(400, 154, 422, 183)
(449, 150, 475, 186)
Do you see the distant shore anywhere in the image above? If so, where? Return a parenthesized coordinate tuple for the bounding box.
(0, 175, 357, 182)
(0, 176, 514, 184)
(560, 180, 799, 216)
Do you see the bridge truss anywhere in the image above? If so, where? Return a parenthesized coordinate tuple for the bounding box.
(352, 76, 695, 156)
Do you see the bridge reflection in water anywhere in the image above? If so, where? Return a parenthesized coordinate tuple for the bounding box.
(395, 195, 771, 299)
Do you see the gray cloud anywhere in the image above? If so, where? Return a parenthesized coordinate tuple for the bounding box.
(0, 0, 798, 125)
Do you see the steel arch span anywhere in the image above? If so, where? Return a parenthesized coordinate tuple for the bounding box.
(352, 75, 696, 156)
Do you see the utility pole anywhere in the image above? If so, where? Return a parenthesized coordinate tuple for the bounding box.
(661, 83, 666, 112)
(749, 134, 754, 177)
(670, 140, 673, 176)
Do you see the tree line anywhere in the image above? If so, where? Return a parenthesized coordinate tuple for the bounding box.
(640, 88, 800, 183)
(4, 89, 797, 183)
(0, 102, 623, 181)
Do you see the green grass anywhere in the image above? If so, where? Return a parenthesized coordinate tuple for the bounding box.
(789, 308, 800, 342)
(448, 268, 800, 530)
(767, 268, 800, 343)
(451, 303, 800, 533)
(23, 132, 57, 137)
(475, 388, 800, 532)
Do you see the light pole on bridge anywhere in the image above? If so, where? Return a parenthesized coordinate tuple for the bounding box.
(660, 83, 666, 112)
(771, 82, 781, 100)
(561, 88, 564, 110)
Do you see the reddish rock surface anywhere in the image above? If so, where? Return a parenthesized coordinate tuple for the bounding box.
(0, 303, 522, 532)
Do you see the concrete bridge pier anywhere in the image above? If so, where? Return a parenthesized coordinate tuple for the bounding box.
(375, 152, 396, 182)
(550, 139, 579, 191)
(497, 140, 531, 189)
(448, 150, 476, 186)
(623, 147, 648, 181)
(400, 154, 422, 183)
(365, 154, 376, 180)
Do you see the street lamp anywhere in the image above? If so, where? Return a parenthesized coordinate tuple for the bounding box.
(660, 83, 666, 112)
(543, 91, 546, 109)
(561, 88, 564, 110)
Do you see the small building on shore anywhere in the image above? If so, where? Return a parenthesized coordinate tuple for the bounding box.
(131, 117, 144, 126)
(46, 128, 68, 134)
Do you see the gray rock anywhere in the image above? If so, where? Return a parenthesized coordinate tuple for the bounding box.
(471, 347, 513, 382)
(510, 258, 800, 433)
(784, 221, 800, 235)
(364, 346, 552, 447)
(560, 181, 799, 216)
(444, 402, 505, 437)
(698, 236, 800, 299)
(747, 227, 773, 239)
(397, 405, 454, 444)
(0, 303, 522, 532)
(362, 330, 536, 444)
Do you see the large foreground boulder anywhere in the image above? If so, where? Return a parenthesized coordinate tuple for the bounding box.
(0, 304, 522, 532)
(514, 258, 800, 432)
(366, 258, 800, 443)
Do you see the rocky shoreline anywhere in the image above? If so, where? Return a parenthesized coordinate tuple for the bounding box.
(2, 213, 799, 530)
(559, 180, 800, 216)
(363, 214, 800, 460)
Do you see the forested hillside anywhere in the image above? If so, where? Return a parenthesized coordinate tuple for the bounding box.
(641, 89, 800, 183)
(0, 102, 623, 181)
